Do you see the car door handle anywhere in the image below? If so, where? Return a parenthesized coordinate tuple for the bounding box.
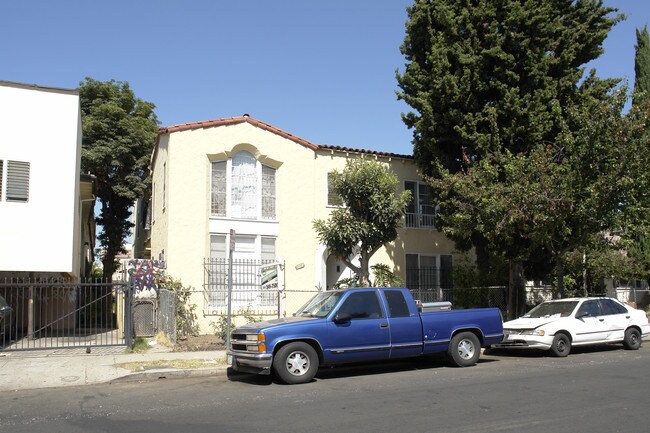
(380, 323, 389, 328)
(599, 318, 604, 322)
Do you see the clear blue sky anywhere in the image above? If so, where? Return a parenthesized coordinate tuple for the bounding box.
(2, 0, 648, 156)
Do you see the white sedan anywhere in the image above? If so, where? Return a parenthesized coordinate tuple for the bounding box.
(493, 297, 650, 357)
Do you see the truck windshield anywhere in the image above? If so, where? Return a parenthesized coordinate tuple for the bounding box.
(523, 300, 578, 318)
(294, 291, 343, 318)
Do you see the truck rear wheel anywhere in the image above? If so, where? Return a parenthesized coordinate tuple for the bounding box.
(273, 342, 319, 384)
(448, 332, 480, 367)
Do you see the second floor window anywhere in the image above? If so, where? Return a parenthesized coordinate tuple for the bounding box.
(405, 181, 435, 228)
(327, 172, 343, 207)
(211, 151, 276, 220)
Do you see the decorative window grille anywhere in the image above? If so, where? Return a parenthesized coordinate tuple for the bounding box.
(6, 160, 30, 202)
(211, 161, 227, 216)
(205, 235, 277, 310)
(208, 234, 228, 306)
(261, 165, 276, 220)
(327, 172, 343, 206)
(260, 237, 277, 306)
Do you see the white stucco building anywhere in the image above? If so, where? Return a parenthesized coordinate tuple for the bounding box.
(0, 80, 93, 279)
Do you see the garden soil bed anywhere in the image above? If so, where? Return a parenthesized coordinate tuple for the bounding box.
(174, 334, 226, 351)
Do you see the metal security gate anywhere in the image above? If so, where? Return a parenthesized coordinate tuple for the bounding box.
(0, 279, 132, 351)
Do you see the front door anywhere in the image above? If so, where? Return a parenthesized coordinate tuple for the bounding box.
(572, 300, 609, 344)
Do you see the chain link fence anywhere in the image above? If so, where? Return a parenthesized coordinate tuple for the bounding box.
(157, 288, 177, 343)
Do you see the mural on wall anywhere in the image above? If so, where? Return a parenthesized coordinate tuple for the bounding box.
(128, 259, 166, 299)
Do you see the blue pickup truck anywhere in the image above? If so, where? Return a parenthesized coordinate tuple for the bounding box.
(228, 287, 503, 384)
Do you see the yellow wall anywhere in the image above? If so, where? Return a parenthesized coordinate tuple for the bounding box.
(149, 121, 463, 333)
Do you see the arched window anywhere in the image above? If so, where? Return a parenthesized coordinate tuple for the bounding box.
(211, 151, 276, 220)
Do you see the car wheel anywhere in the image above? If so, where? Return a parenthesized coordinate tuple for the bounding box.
(623, 328, 641, 350)
(550, 333, 571, 357)
(273, 342, 319, 384)
(448, 331, 481, 367)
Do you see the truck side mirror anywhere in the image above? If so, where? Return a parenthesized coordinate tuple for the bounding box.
(333, 312, 352, 324)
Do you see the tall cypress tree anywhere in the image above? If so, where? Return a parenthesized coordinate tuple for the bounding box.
(396, 0, 624, 316)
(633, 25, 650, 107)
(397, 0, 621, 175)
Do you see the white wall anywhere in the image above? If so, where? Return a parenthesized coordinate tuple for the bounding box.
(0, 82, 81, 274)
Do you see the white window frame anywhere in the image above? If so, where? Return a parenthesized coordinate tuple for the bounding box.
(405, 253, 453, 291)
(206, 233, 277, 310)
(405, 180, 435, 229)
(210, 152, 277, 221)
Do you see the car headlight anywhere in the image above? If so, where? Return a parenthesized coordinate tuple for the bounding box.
(521, 329, 545, 336)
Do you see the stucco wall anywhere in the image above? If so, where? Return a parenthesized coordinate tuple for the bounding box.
(150, 120, 462, 332)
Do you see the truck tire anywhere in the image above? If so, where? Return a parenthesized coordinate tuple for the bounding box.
(273, 342, 319, 384)
(448, 332, 480, 367)
(550, 333, 571, 357)
(623, 328, 641, 350)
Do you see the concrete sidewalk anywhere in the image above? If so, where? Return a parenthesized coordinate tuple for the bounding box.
(0, 345, 229, 391)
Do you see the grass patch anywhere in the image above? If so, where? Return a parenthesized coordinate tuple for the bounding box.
(154, 331, 175, 348)
(125, 337, 152, 354)
(115, 357, 228, 372)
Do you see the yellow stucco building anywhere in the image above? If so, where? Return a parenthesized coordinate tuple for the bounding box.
(144, 115, 459, 332)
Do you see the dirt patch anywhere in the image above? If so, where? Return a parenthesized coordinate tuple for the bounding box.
(174, 334, 226, 352)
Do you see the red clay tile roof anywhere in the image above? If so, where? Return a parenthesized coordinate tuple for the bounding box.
(151, 115, 412, 168)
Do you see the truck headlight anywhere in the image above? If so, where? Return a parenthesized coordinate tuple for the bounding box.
(246, 334, 266, 352)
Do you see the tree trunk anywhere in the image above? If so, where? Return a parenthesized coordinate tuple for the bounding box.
(358, 251, 371, 287)
(508, 260, 525, 320)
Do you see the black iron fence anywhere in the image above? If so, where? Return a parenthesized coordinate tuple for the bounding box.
(0, 278, 131, 351)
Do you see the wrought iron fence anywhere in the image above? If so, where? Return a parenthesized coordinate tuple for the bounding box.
(0, 278, 130, 351)
(203, 258, 281, 312)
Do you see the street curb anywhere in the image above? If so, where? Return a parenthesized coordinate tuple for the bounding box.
(111, 366, 230, 384)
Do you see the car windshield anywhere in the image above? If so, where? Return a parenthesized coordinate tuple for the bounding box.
(293, 291, 343, 318)
(523, 301, 578, 318)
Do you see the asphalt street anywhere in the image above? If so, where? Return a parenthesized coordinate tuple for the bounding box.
(0, 345, 648, 433)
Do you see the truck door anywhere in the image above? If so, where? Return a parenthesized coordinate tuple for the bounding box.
(323, 290, 390, 364)
(382, 289, 424, 359)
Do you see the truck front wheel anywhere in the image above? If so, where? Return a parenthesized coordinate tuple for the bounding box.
(448, 332, 481, 367)
(273, 342, 319, 384)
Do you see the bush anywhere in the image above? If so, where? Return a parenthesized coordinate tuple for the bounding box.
(210, 307, 262, 341)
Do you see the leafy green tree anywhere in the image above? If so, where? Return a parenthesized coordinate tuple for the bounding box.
(633, 25, 650, 107)
(313, 159, 411, 286)
(79, 78, 159, 280)
(396, 0, 624, 317)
